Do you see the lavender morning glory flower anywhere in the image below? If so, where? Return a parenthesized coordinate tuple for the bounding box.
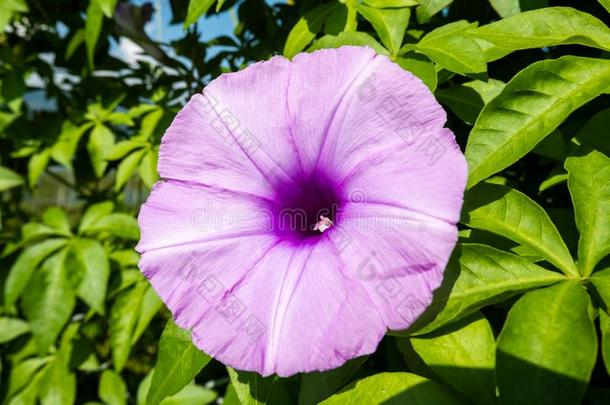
(136, 46, 467, 377)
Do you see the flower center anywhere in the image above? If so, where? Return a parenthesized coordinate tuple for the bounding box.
(269, 171, 342, 241)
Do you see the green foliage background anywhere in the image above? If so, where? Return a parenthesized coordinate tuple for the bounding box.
(1, 0, 610, 404)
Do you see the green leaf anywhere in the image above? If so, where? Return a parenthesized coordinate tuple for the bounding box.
(138, 372, 217, 405)
(0, 165, 23, 191)
(416, 0, 453, 23)
(42, 207, 71, 235)
(227, 367, 275, 405)
(65, 29, 85, 60)
(573, 108, 610, 155)
(98, 0, 118, 18)
(600, 311, 610, 376)
(409, 313, 495, 405)
(7, 359, 50, 404)
(40, 354, 76, 405)
(436, 79, 505, 125)
(539, 167, 568, 193)
(184, 0, 215, 28)
(50, 122, 92, 170)
(496, 282, 597, 404)
(565, 149, 610, 276)
(6, 357, 49, 398)
(28, 149, 50, 187)
(99, 370, 127, 405)
(465, 56, 610, 187)
(600, 0, 610, 13)
(320, 372, 464, 404)
(462, 182, 578, 276)
(110, 281, 147, 371)
(105, 140, 146, 160)
(364, 0, 418, 7)
(84, 213, 140, 240)
(0, 317, 30, 343)
(591, 268, 610, 309)
(310, 32, 389, 55)
(115, 149, 147, 191)
(22, 248, 76, 354)
(70, 238, 109, 314)
(147, 320, 212, 405)
(85, 0, 104, 68)
(159, 385, 218, 405)
(396, 53, 437, 91)
(488, 0, 520, 17)
(78, 201, 115, 235)
(416, 21, 486, 75)
(132, 285, 163, 344)
(284, 2, 341, 59)
(87, 123, 115, 178)
(299, 356, 367, 405)
(471, 7, 610, 55)
(356, 4, 409, 55)
(138, 148, 159, 187)
(408, 244, 565, 334)
(4, 238, 67, 309)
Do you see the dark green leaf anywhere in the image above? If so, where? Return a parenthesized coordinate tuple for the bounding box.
(299, 357, 367, 405)
(71, 238, 109, 314)
(227, 367, 275, 405)
(396, 53, 437, 91)
(436, 79, 505, 125)
(110, 281, 147, 371)
(85, 0, 104, 68)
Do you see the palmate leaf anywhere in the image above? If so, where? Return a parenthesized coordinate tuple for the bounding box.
(408, 313, 496, 405)
(284, 2, 341, 58)
(147, 320, 211, 405)
(462, 182, 578, 276)
(320, 372, 464, 404)
(470, 7, 610, 59)
(565, 149, 610, 276)
(496, 282, 597, 404)
(22, 248, 76, 354)
(406, 244, 565, 335)
(465, 56, 610, 187)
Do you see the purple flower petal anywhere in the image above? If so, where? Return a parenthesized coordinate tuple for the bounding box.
(137, 46, 467, 376)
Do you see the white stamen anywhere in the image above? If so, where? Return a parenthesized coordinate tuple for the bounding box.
(313, 215, 334, 233)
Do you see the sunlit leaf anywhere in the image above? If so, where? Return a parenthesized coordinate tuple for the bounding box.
(565, 149, 610, 276)
(284, 2, 341, 59)
(496, 282, 597, 404)
(465, 56, 610, 187)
